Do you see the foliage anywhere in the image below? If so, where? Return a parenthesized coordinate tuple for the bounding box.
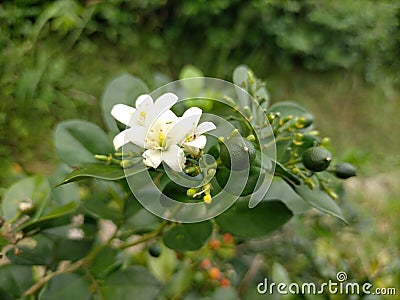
(0, 66, 357, 298)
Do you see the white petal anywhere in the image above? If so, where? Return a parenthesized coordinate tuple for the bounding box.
(158, 110, 178, 123)
(123, 126, 147, 148)
(184, 135, 207, 149)
(143, 149, 162, 169)
(165, 114, 199, 146)
(145, 93, 178, 128)
(135, 94, 153, 108)
(111, 104, 136, 126)
(182, 107, 202, 122)
(162, 145, 185, 172)
(196, 121, 216, 135)
(113, 130, 129, 150)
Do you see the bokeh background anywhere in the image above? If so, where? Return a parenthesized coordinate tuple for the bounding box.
(1, 0, 399, 298)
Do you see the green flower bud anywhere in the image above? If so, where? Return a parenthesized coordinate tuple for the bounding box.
(120, 160, 133, 168)
(18, 200, 35, 215)
(187, 188, 197, 198)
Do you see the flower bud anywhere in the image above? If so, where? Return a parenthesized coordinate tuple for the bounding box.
(187, 188, 197, 198)
(120, 160, 133, 169)
(18, 200, 35, 215)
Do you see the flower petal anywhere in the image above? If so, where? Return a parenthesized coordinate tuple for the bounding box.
(162, 144, 186, 172)
(113, 130, 129, 150)
(184, 135, 207, 149)
(182, 107, 202, 123)
(196, 121, 216, 135)
(143, 149, 162, 169)
(135, 94, 153, 108)
(111, 104, 136, 126)
(145, 93, 178, 128)
(123, 126, 147, 148)
(165, 114, 199, 146)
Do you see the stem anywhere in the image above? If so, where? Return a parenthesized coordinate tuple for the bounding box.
(118, 221, 169, 250)
(283, 158, 302, 167)
(263, 135, 292, 149)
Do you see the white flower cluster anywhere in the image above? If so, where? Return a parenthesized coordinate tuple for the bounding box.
(111, 93, 216, 172)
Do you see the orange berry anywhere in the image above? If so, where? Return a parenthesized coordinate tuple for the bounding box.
(200, 258, 212, 270)
(209, 239, 220, 250)
(222, 233, 234, 244)
(208, 267, 221, 280)
(220, 278, 231, 287)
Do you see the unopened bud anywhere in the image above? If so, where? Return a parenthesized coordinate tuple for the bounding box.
(187, 188, 197, 198)
(120, 160, 133, 169)
(18, 200, 35, 215)
(207, 168, 216, 177)
(326, 189, 338, 200)
(246, 134, 256, 142)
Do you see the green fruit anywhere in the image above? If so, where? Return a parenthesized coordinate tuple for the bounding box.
(334, 162, 357, 179)
(149, 243, 162, 257)
(302, 147, 332, 172)
(220, 137, 256, 170)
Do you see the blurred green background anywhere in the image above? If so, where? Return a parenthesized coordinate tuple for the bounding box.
(1, 0, 399, 297)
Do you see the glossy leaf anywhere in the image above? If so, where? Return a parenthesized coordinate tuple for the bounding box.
(233, 65, 249, 87)
(89, 246, 122, 279)
(100, 266, 161, 300)
(294, 184, 347, 223)
(54, 119, 113, 167)
(39, 273, 91, 300)
(163, 221, 213, 251)
(265, 177, 310, 214)
(57, 161, 143, 185)
(101, 73, 149, 133)
(2, 175, 51, 222)
(215, 200, 292, 238)
(0, 264, 33, 299)
(268, 101, 310, 119)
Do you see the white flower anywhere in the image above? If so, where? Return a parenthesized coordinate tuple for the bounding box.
(111, 93, 216, 172)
(111, 93, 178, 150)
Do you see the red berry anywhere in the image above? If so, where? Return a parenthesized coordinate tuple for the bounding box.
(220, 278, 231, 287)
(209, 239, 221, 250)
(222, 233, 234, 244)
(200, 258, 212, 270)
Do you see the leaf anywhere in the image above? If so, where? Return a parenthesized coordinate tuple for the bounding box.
(39, 273, 91, 300)
(179, 65, 205, 93)
(215, 200, 292, 238)
(54, 119, 114, 167)
(0, 264, 33, 299)
(212, 287, 240, 300)
(294, 184, 347, 223)
(100, 266, 161, 300)
(49, 164, 80, 207)
(233, 65, 249, 87)
(57, 161, 144, 185)
(7, 235, 54, 266)
(20, 202, 78, 232)
(101, 73, 149, 133)
(265, 177, 310, 214)
(2, 175, 51, 222)
(83, 192, 122, 222)
(89, 246, 122, 279)
(268, 101, 310, 119)
(163, 222, 213, 252)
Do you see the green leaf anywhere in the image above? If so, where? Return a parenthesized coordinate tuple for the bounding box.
(49, 164, 80, 207)
(233, 65, 249, 87)
(89, 246, 122, 279)
(2, 175, 51, 222)
(0, 264, 33, 299)
(161, 262, 193, 299)
(294, 184, 347, 223)
(212, 287, 240, 300)
(20, 202, 78, 232)
(101, 73, 149, 133)
(83, 192, 122, 222)
(215, 200, 292, 238)
(57, 162, 144, 185)
(265, 177, 310, 214)
(100, 266, 161, 300)
(54, 119, 113, 167)
(39, 273, 91, 300)
(179, 65, 205, 94)
(163, 222, 213, 251)
(268, 101, 310, 119)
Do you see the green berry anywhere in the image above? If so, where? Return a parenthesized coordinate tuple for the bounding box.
(334, 162, 357, 179)
(220, 137, 256, 170)
(149, 243, 162, 257)
(302, 147, 332, 172)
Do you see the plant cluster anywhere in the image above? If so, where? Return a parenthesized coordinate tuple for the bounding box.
(0, 66, 356, 299)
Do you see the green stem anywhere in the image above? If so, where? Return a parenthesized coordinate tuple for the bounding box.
(118, 221, 169, 250)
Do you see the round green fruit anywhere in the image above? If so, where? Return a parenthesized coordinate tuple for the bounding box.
(220, 137, 256, 170)
(302, 147, 332, 172)
(334, 162, 357, 179)
(149, 243, 162, 257)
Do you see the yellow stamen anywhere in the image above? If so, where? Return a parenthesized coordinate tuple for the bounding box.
(158, 133, 165, 142)
(140, 111, 146, 117)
